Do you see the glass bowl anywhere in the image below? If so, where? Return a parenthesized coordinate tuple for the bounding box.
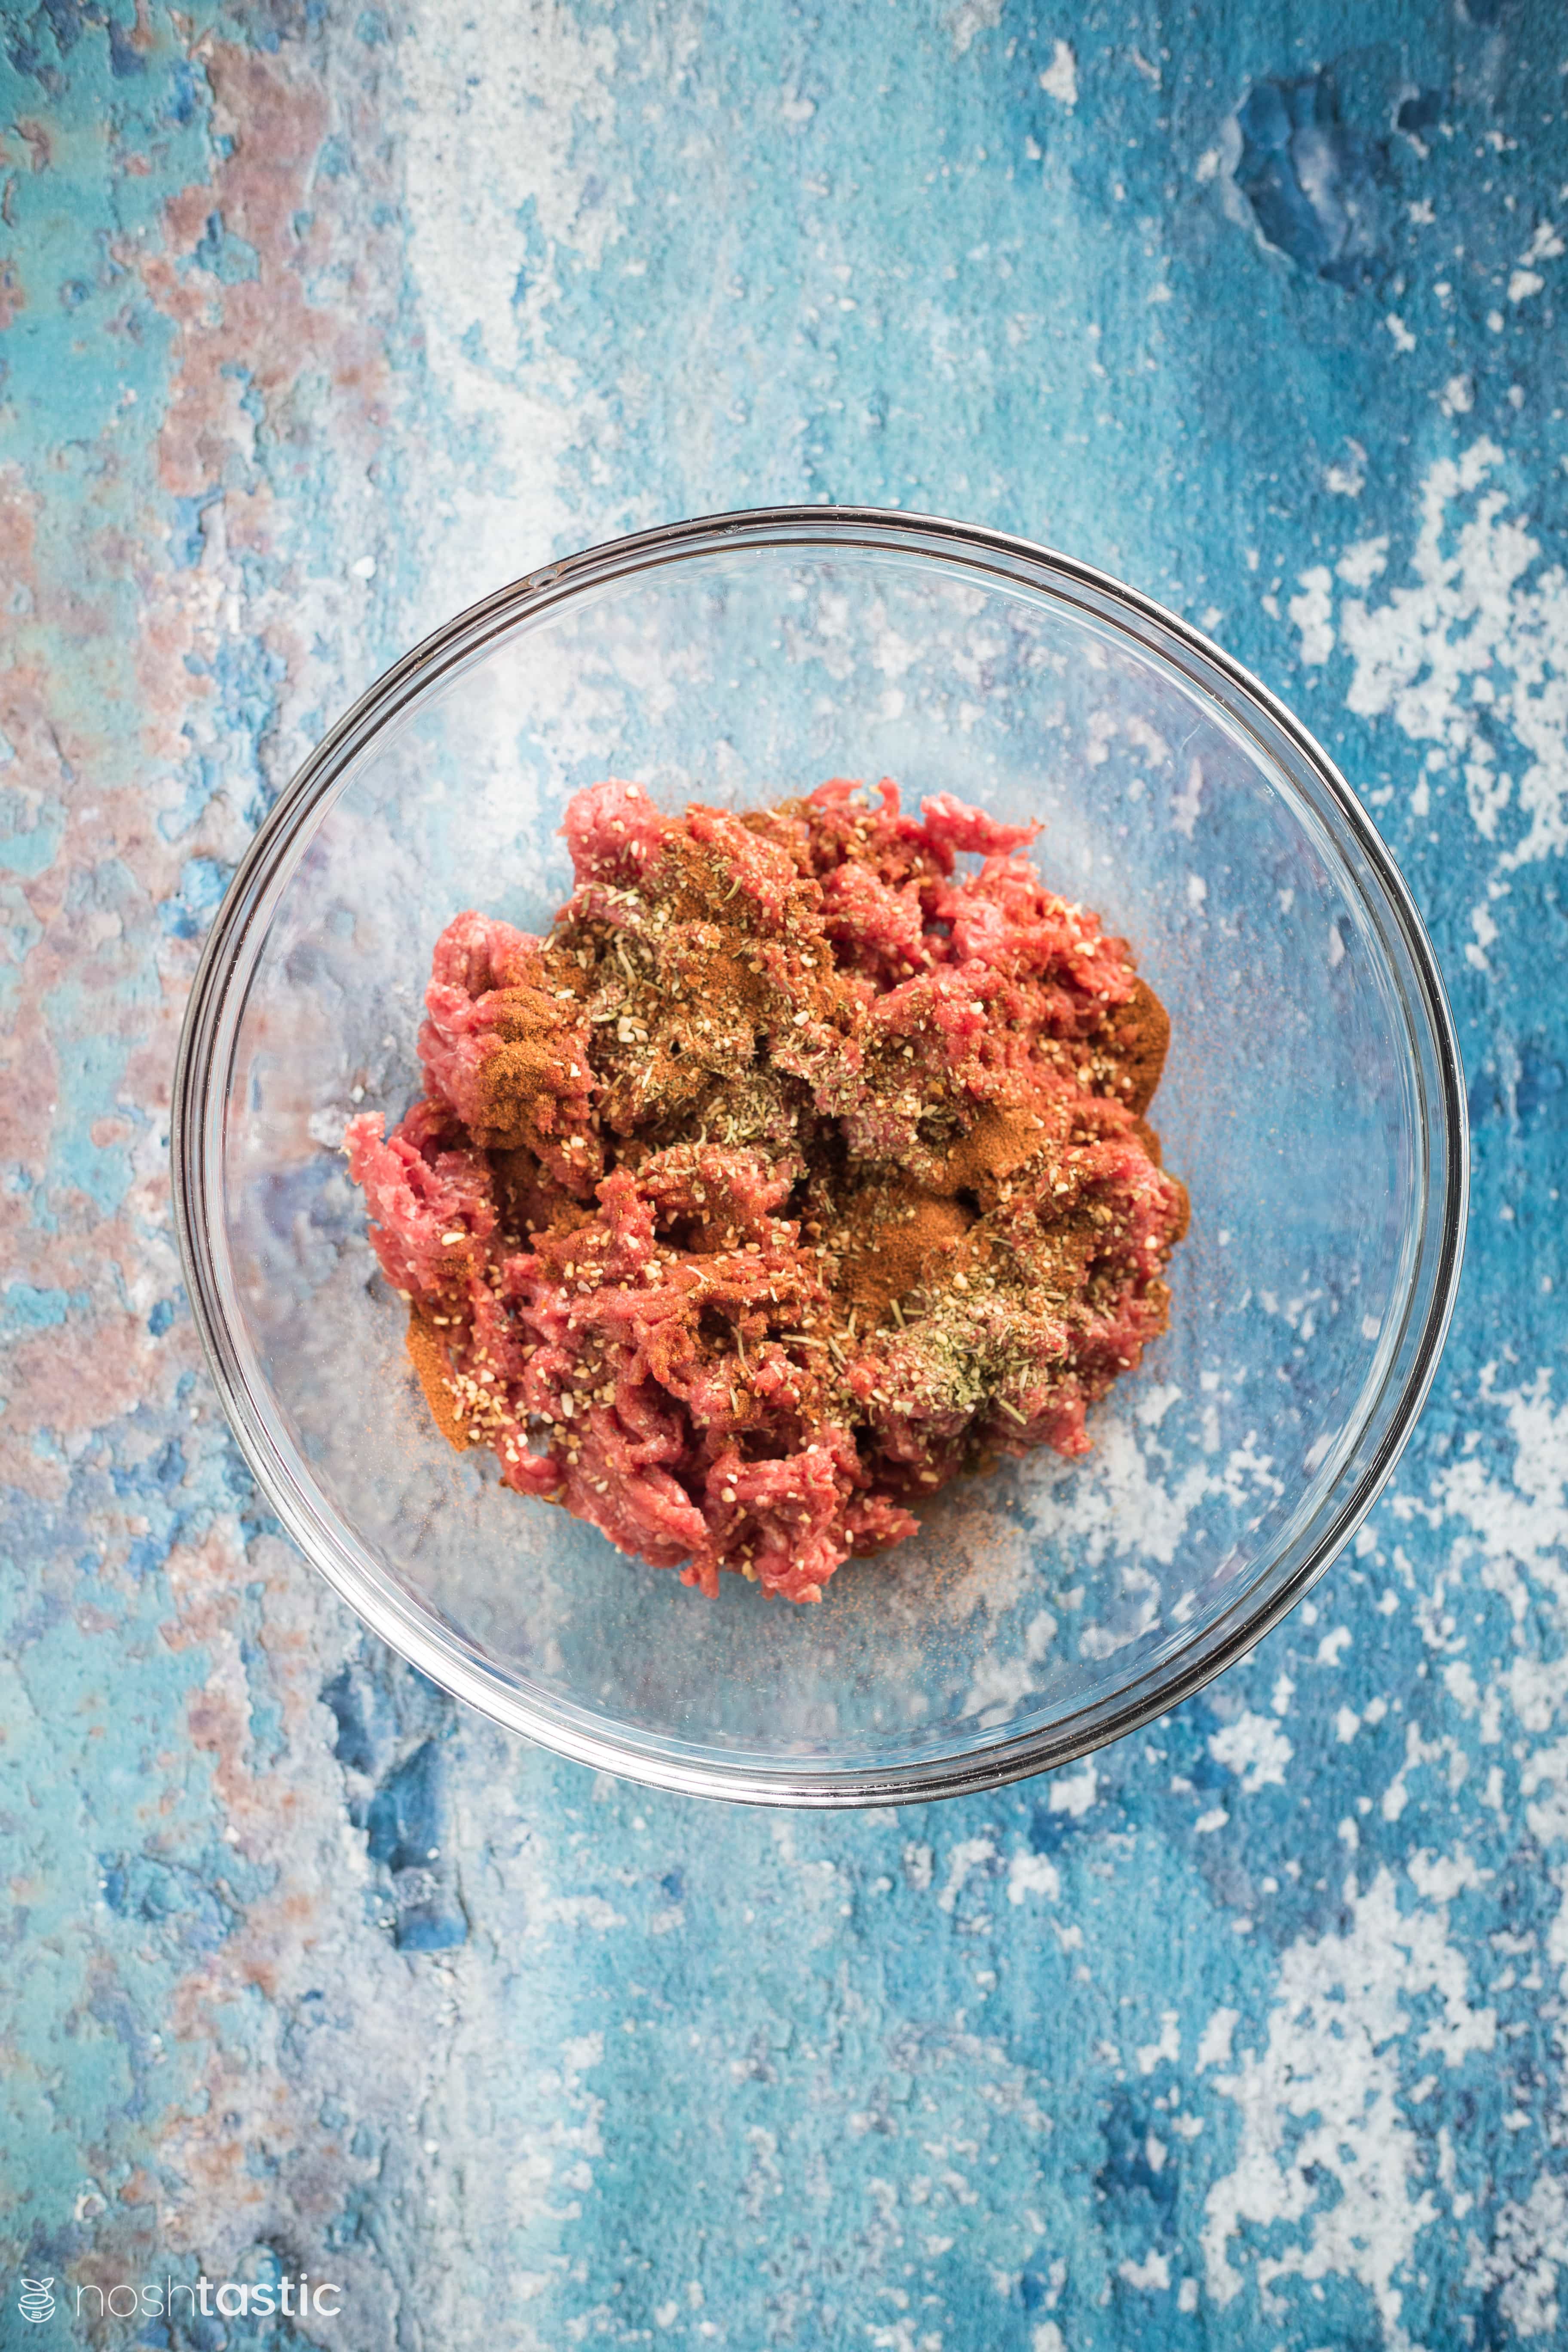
(172, 508, 1467, 1807)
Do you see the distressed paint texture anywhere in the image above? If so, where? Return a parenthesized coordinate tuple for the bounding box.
(2, 1, 1567, 2346)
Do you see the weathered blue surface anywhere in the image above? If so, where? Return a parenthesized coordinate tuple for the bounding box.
(3, 1, 1567, 2344)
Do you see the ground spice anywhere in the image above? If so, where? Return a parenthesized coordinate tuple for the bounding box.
(1102, 977, 1171, 1115)
(838, 1187, 976, 1328)
(348, 775, 1188, 1606)
(405, 1310, 475, 1448)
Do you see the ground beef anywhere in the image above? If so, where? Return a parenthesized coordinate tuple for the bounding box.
(346, 778, 1188, 1605)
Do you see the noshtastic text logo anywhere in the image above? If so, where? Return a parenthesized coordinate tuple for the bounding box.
(16, 2275, 343, 2325)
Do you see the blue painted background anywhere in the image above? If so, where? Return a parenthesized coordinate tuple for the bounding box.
(3, 1, 1568, 2344)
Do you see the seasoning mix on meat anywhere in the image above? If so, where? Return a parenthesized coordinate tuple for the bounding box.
(347, 778, 1188, 1604)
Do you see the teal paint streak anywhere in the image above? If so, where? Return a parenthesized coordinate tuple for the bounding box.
(0, 1574, 238, 2254)
(40, 972, 155, 1219)
(1, 1282, 75, 1330)
(0, 790, 66, 875)
(0, 6, 211, 449)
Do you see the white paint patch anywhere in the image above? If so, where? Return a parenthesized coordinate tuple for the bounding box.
(1380, 1717, 1443, 1825)
(1008, 1851, 1061, 1905)
(1195, 2005, 1237, 2071)
(1506, 220, 1564, 305)
(1549, 1859, 1568, 1998)
(1038, 40, 1078, 107)
(937, 1835, 997, 1912)
(1509, 1651, 1562, 1735)
(399, 0, 622, 612)
(1337, 535, 1389, 591)
(1170, 756, 1204, 838)
(1119, 2250, 1171, 2291)
(1324, 437, 1367, 495)
(1434, 1369, 1568, 1629)
(1136, 1381, 1182, 1428)
(1202, 1871, 1495, 2344)
(946, 0, 1005, 56)
(1522, 1738, 1568, 1848)
(1467, 2169, 1568, 2339)
(1288, 567, 1334, 665)
(1407, 1847, 1485, 1904)
(1208, 1710, 1292, 1793)
(1467, 897, 1501, 969)
(1136, 2010, 1180, 2074)
(1300, 441, 1568, 885)
(1047, 1764, 1097, 1817)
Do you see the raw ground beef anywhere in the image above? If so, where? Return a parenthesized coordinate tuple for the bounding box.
(346, 778, 1188, 1605)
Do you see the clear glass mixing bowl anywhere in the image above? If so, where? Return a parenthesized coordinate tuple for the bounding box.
(172, 509, 1467, 1806)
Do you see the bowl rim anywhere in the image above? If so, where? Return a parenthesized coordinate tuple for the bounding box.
(171, 502, 1469, 1808)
